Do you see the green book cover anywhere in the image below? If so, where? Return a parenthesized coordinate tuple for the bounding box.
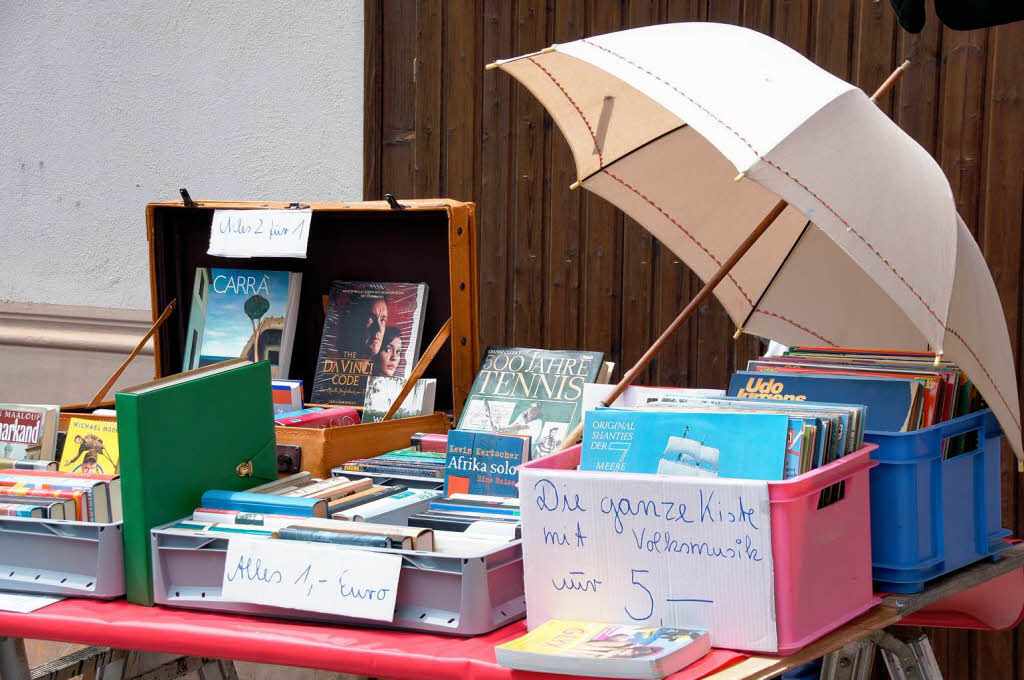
(116, 359, 278, 606)
(456, 347, 604, 459)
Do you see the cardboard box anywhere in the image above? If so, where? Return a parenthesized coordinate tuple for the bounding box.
(518, 444, 880, 654)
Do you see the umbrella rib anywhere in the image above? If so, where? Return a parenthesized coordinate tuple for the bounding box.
(738, 220, 812, 332)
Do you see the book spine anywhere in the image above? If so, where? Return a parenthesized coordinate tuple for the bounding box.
(114, 392, 153, 605)
(277, 527, 394, 548)
(328, 485, 405, 512)
(408, 514, 472, 532)
(201, 490, 323, 517)
(343, 462, 443, 478)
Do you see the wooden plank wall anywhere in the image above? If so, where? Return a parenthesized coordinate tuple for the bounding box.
(364, 2, 1024, 677)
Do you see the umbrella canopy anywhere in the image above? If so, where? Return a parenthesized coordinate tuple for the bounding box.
(493, 22, 1022, 459)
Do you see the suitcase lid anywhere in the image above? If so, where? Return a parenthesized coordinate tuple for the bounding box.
(144, 197, 479, 417)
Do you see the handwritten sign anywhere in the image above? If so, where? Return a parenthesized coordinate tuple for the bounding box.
(519, 468, 778, 652)
(208, 209, 312, 258)
(221, 538, 402, 621)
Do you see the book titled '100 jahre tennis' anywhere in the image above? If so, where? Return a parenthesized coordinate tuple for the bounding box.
(457, 347, 604, 459)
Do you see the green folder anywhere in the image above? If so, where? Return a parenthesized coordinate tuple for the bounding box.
(116, 359, 278, 605)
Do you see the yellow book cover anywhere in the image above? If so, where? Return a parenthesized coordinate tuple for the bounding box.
(59, 418, 119, 474)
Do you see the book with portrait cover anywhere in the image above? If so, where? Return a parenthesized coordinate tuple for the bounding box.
(0, 405, 59, 461)
(495, 620, 710, 679)
(457, 347, 604, 459)
(311, 281, 429, 406)
(182, 268, 303, 379)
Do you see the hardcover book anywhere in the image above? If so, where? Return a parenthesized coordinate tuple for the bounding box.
(0, 405, 59, 461)
(311, 281, 429, 406)
(457, 347, 604, 459)
(116, 359, 277, 605)
(362, 377, 437, 423)
(59, 418, 119, 474)
(579, 408, 790, 480)
(182, 268, 303, 378)
(495, 620, 711, 679)
(443, 430, 530, 498)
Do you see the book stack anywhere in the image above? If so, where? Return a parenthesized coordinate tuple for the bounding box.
(0, 468, 121, 522)
(407, 495, 521, 538)
(340, 447, 447, 481)
(729, 346, 977, 434)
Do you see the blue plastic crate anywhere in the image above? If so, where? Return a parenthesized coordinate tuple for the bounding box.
(866, 408, 1010, 593)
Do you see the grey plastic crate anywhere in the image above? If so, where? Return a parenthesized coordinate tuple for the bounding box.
(0, 517, 125, 598)
(151, 523, 525, 636)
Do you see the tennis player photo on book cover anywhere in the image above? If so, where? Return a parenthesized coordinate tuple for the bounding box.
(311, 281, 428, 406)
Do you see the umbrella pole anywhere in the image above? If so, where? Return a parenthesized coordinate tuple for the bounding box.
(557, 199, 788, 450)
(555, 60, 913, 452)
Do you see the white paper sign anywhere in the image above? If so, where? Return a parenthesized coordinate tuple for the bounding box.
(519, 468, 778, 652)
(221, 538, 402, 621)
(208, 209, 312, 258)
(0, 590, 63, 613)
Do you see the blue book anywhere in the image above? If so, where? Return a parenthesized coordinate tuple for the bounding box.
(200, 490, 327, 518)
(580, 409, 790, 480)
(273, 407, 324, 421)
(728, 371, 917, 432)
(443, 430, 530, 497)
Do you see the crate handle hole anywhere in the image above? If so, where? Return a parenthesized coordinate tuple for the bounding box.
(817, 481, 846, 509)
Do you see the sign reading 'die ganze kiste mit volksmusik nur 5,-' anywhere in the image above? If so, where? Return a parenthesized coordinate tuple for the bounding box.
(519, 468, 779, 652)
(208, 209, 312, 258)
(220, 538, 402, 621)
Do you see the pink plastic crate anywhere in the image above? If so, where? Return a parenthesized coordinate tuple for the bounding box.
(520, 443, 880, 654)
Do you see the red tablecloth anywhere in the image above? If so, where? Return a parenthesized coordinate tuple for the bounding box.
(0, 600, 747, 680)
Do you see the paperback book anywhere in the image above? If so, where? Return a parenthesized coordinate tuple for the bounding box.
(311, 281, 429, 406)
(495, 620, 711, 679)
(443, 430, 530, 497)
(457, 347, 604, 459)
(182, 268, 303, 378)
(0, 405, 59, 461)
(362, 377, 437, 423)
(59, 418, 119, 474)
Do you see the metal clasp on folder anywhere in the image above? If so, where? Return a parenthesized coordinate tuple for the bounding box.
(236, 461, 254, 478)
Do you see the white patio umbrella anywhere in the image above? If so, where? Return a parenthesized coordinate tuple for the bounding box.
(490, 22, 1022, 460)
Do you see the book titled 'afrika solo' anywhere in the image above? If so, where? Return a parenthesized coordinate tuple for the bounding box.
(457, 347, 604, 459)
(311, 281, 429, 406)
(182, 268, 303, 379)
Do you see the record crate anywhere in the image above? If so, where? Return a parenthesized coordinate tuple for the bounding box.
(518, 443, 880, 654)
(150, 522, 525, 636)
(0, 516, 125, 598)
(866, 408, 1010, 593)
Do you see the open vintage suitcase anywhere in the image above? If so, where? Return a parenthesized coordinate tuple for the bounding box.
(144, 196, 480, 477)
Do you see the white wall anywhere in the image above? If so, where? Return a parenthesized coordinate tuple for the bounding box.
(0, 0, 364, 310)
